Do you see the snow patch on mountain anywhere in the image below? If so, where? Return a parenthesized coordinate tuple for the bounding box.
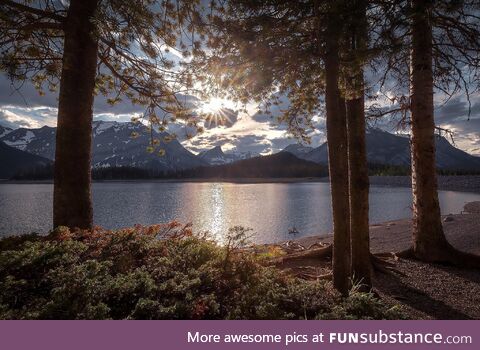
(0, 125, 13, 138)
(284, 128, 480, 171)
(0, 121, 207, 171)
(198, 146, 259, 165)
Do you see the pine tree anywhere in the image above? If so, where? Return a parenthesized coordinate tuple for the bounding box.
(322, 1, 351, 295)
(408, 0, 480, 266)
(194, 0, 376, 292)
(344, 0, 371, 289)
(373, 0, 480, 266)
(0, 0, 202, 229)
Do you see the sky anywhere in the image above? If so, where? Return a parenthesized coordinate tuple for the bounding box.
(1, 0, 480, 156)
(1, 72, 480, 155)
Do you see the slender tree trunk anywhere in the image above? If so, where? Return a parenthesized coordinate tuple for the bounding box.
(345, 0, 371, 289)
(346, 95, 371, 288)
(53, 0, 99, 229)
(407, 0, 480, 268)
(324, 9, 351, 295)
(409, 0, 451, 260)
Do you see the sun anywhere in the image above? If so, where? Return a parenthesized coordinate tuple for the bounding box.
(198, 97, 238, 128)
(199, 97, 236, 114)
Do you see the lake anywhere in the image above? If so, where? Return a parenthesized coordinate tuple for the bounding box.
(1, 181, 480, 243)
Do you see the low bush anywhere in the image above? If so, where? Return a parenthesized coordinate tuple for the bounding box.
(0, 224, 403, 320)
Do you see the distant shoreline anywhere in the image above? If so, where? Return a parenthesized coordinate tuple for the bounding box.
(2, 175, 480, 193)
(0, 177, 328, 185)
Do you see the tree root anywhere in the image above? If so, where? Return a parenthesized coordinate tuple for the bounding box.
(296, 272, 333, 281)
(274, 244, 333, 264)
(370, 253, 405, 276)
(274, 243, 407, 278)
(400, 244, 480, 269)
(396, 247, 414, 259)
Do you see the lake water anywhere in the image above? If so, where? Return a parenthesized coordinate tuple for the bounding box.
(1, 182, 480, 243)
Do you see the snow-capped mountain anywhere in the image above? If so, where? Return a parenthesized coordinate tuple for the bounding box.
(299, 143, 329, 164)
(3, 121, 480, 174)
(284, 128, 480, 171)
(0, 121, 207, 171)
(198, 146, 259, 165)
(198, 146, 237, 165)
(1, 125, 56, 159)
(0, 125, 12, 138)
(90, 121, 206, 170)
(233, 150, 261, 161)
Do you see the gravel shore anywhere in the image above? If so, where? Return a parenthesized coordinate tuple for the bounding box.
(277, 202, 480, 319)
(296, 211, 480, 255)
(367, 175, 480, 193)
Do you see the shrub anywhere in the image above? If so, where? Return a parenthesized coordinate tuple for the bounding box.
(0, 224, 403, 320)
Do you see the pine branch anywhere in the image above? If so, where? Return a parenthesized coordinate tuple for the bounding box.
(18, 21, 64, 31)
(0, 0, 65, 22)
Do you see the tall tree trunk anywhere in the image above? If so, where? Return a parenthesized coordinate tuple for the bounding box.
(346, 95, 371, 288)
(408, 0, 480, 269)
(345, 0, 371, 289)
(324, 9, 351, 295)
(53, 0, 99, 229)
(409, 0, 450, 260)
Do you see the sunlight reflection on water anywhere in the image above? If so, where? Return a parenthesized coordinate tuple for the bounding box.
(1, 182, 480, 244)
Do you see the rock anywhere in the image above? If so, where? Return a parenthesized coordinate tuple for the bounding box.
(443, 216, 455, 222)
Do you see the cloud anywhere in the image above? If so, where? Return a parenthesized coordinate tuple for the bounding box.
(0, 106, 57, 129)
(250, 93, 289, 128)
(435, 96, 480, 124)
(203, 108, 239, 129)
(0, 74, 58, 108)
(3, 70, 480, 156)
(0, 73, 200, 124)
(440, 117, 480, 155)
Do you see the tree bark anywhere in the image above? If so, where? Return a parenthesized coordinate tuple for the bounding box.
(324, 11, 351, 295)
(345, 0, 371, 289)
(346, 95, 371, 288)
(409, 0, 450, 260)
(53, 0, 99, 229)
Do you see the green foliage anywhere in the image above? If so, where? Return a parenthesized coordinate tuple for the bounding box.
(0, 224, 403, 320)
(320, 283, 406, 320)
(192, 0, 323, 142)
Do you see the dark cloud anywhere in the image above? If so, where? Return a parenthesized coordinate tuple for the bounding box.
(3, 70, 480, 155)
(250, 111, 289, 132)
(203, 108, 239, 129)
(0, 73, 200, 121)
(435, 96, 480, 124)
(0, 74, 58, 108)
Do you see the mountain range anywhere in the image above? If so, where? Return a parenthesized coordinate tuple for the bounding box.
(198, 145, 259, 165)
(0, 121, 207, 173)
(0, 125, 12, 138)
(1, 121, 480, 179)
(178, 151, 328, 179)
(0, 141, 51, 179)
(284, 128, 480, 171)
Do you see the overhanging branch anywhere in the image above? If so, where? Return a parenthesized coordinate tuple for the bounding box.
(0, 0, 65, 22)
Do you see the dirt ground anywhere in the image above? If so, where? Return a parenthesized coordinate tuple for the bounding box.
(267, 206, 480, 319)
